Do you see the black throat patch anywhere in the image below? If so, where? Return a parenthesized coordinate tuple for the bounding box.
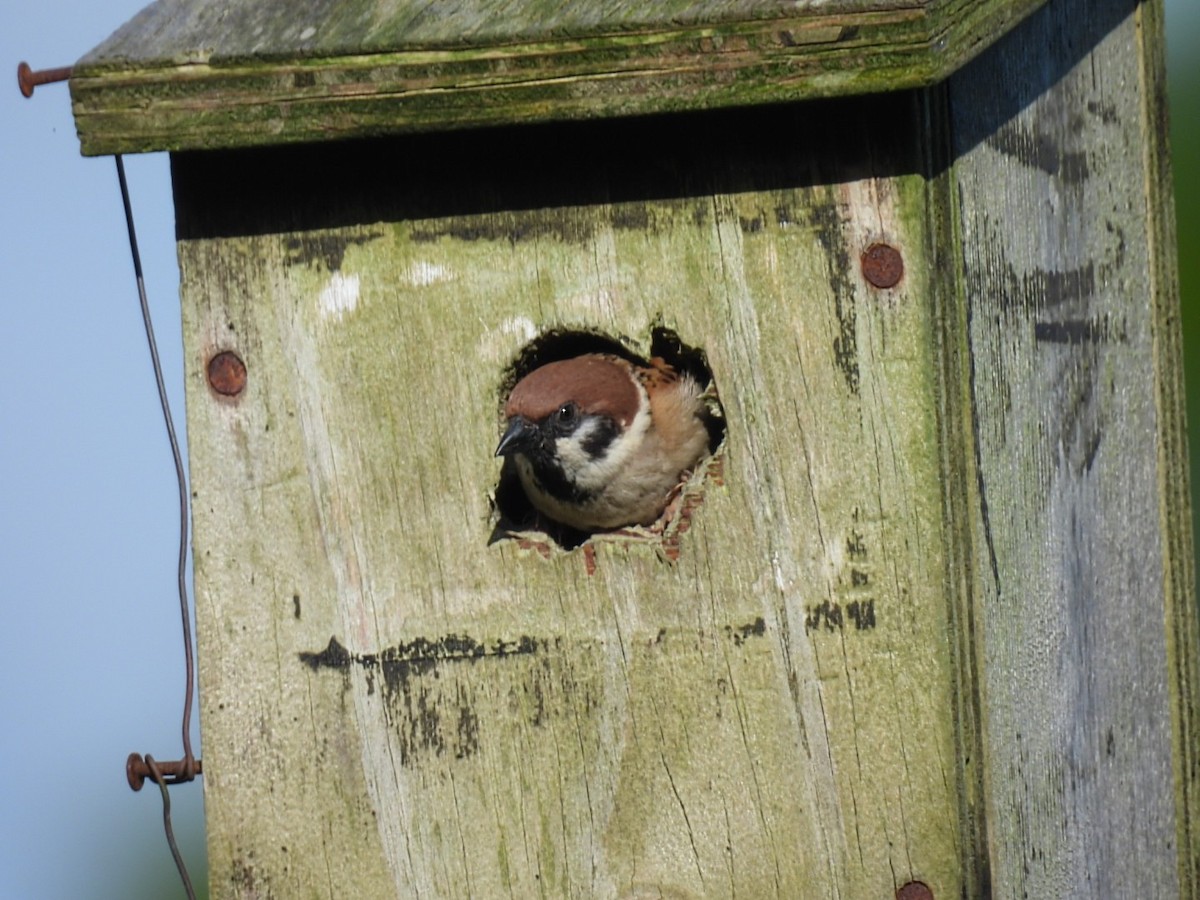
(521, 414, 619, 505)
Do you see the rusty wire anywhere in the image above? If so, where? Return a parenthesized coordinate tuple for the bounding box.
(116, 154, 201, 898)
(146, 756, 198, 900)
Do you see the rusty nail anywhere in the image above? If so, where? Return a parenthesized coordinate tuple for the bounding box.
(862, 242, 904, 289)
(17, 62, 73, 98)
(126, 752, 203, 791)
(896, 881, 933, 900)
(207, 350, 247, 396)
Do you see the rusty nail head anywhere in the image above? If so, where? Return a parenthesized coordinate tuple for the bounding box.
(896, 881, 933, 900)
(862, 242, 904, 289)
(17, 62, 73, 98)
(207, 350, 247, 396)
(126, 752, 148, 791)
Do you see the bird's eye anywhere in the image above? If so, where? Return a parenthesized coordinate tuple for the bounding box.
(555, 403, 578, 429)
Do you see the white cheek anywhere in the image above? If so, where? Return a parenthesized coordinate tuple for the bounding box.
(556, 421, 602, 487)
(560, 407, 652, 494)
(602, 406, 649, 473)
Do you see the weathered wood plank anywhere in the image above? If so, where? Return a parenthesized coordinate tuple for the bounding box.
(177, 101, 971, 897)
(947, 0, 1200, 895)
(70, 0, 1049, 155)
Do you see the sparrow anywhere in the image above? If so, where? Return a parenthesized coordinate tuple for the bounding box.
(495, 353, 713, 531)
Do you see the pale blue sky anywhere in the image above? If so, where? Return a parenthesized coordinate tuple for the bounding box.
(2, 2, 1197, 898)
(3, 3, 200, 898)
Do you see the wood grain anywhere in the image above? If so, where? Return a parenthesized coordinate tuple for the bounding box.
(947, 0, 1199, 896)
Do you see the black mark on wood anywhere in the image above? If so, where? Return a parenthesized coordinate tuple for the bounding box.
(806, 600, 876, 634)
(300, 634, 544, 765)
(410, 209, 600, 246)
(810, 198, 860, 395)
(988, 124, 1090, 183)
(1033, 315, 1126, 345)
(283, 231, 381, 271)
(991, 262, 1095, 316)
(847, 529, 867, 561)
(230, 857, 267, 896)
(1086, 100, 1119, 125)
(455, 683, 480, 760)
(847, 600, 876, 630)
(806, 601, 843, 632)
(1023, 263, 1094, 312)
(301, 633, 542, 678)
(727, 617, 767, 646)
(299, 635, 353, 670)
(740, 213, 765, 233)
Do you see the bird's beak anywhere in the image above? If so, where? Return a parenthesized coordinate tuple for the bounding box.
(495, 416, 540, 457)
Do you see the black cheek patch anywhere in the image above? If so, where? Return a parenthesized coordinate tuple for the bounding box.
(579, 417, 619, 459)
(517, 417, 614, 508)
(529, 456, 593, 505)
(518, 433, 591, 504)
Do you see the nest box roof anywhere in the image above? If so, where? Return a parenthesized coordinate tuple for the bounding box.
(70, 0, 1048, 155)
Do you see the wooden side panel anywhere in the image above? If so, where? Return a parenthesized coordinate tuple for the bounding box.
(177, 104, 967, 898)
(948, 0, 1199, 896)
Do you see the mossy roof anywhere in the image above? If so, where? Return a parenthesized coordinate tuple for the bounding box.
(70, 0, 1048, 155)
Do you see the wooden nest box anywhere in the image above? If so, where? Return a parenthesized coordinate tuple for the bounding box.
(70, 0, 1198, 896)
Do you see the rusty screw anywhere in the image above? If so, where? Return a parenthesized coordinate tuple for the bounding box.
(17, 62, 73, 98)
(207, 350, 247, 396)
(862, 242, 904, 289)
(896, 881, 933, 900)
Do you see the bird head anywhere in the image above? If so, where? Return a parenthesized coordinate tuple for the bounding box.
(495, 355, 648, 492)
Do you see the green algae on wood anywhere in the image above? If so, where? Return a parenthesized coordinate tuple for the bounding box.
(71, 0, 1049, 155)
